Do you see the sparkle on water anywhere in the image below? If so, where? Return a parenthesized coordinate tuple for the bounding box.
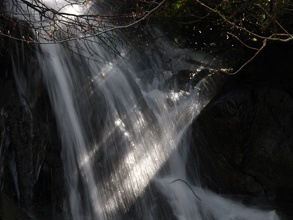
(7, 1, 281, 219)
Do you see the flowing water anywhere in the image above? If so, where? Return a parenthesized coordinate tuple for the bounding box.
(6, 0, 280, 219)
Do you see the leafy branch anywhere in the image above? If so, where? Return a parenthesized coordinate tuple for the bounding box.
(193, 0, 293, 75)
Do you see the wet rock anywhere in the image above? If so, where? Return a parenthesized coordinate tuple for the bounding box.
(0, 193, 32, 220)
(0, 17, 65, 219)
(190, 41, 293, 218)
(0, 69, 65, 220)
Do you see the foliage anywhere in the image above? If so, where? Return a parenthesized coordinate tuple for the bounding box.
(0, 0, 292, 73)
(1, 0, 291, 45)
(156, 0, 292, 39)
(150, 0, 293, 74)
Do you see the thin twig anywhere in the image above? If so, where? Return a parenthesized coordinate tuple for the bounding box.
(195, 0, 292, 42)
(169, 179, 202, 201)
(225, 39, 267, 75)
(195, 0, 266, 40)
(3, 0, 166, 44)
(255, 3, 291, 37)
(227, 32, 259, 51)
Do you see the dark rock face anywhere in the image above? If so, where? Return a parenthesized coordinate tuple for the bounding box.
(190, 41, 293, 218)
(0, 17, 65, 219)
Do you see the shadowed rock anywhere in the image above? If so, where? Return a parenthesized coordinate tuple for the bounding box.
(0, 16, 65, 219)
(190, 41, 293, 219)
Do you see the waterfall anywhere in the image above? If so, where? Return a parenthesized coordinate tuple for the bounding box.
(6, 0, 280, 219)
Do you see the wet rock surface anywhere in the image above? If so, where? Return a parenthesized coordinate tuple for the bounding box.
(0, 22, 65, 219)
(1, 10, 293, 219)
(190, 41, 293, 219)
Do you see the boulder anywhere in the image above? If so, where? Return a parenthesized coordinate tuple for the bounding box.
(190, 41, 293, 218)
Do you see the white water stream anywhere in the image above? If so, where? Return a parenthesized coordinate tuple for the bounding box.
(7, 0, 280, 219)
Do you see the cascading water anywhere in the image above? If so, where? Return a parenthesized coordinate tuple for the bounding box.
(6, 0, 280, 219)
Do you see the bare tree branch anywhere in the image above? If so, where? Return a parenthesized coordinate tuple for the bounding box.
(193, 0, 293, 75)
(1, 0, 166, 44)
